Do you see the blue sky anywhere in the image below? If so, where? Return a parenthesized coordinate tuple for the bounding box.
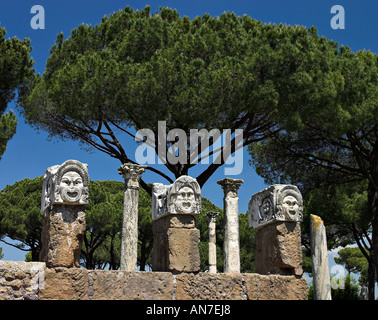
(0, 0, 377, 269)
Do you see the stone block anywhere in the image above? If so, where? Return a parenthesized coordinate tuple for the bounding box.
(153, 223, 200, 273)
(255, 221, 303, 276)
(152, 214, 200, 273)
(39, 267, 88, 300)
(40, 205, 86, 268)
(175, 273, 244, 300)
(153, 214, 196, 230)
(244, 274, 307, 300)
(89, 271, 174, 300)
(167, 228, 200, 273)
(0, 261, 45, 300)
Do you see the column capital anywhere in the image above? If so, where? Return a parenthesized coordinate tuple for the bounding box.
(118, 163, 147, 189)
(217, 178, 243, 196)
(206, 211, 219, 223)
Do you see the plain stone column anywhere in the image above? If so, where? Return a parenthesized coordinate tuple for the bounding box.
(310, 214, 332, 300)
(217, 178, 244, 273)
(207, 211, 219, 273)
(118, 163, 147, 271)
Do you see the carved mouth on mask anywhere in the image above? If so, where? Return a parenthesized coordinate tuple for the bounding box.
(67, 191, 78, 198)
(182, 202, 191, 209)
(62, 188, 81, 202)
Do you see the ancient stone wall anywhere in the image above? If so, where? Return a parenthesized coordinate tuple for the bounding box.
(0, 261, 45, 300)
(0, 261, 307, 300)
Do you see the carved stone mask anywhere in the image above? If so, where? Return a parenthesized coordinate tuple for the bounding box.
(41, 160, 90, 216)
(261, 197, 273, 218)
(248, 184, 303, 229)
(282, 195, 299, 220)
(175, 186, 196, 214)
(60, 171, 84, 203)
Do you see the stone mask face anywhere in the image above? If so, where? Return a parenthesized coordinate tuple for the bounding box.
(282, 195, 299, 219)
(59, 171, 84, 203)
(175, 186, 195, 214)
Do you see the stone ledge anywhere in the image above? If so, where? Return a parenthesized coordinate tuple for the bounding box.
(175, 273, 244, 300)
(89, 270, 174, 300)
(0, 262, 308, 300)
(38, 267, 88, 300)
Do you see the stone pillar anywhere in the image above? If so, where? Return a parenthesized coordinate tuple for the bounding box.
(151, 176, 201, 273)
(40, 160, 89, 268)
(217, 178, 243, 273)
(207, 211, 219, 273)
(118, 163, 147, 271)
(248, 184, 303, 276)
(310, 214, 332, 300)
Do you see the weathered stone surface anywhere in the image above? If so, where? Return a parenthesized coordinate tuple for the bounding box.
(217, 178, 243, 273)
(0, 261, 45, 300)
(118, 163, 146, 271)
(1, 263, 308, 300)
(207, 212, 219, 273)
(152, 218, 200, 273)
(41, 160, 89, 216)
(152, 176, 202, 221)
(39, 267, 88, 300)
(255, 221, 303, 276)
(248, 184, 303, 229)
(152, 176, 202, 273)
(176, 273, 243, 300)
(40, 205, 86, 268)
(244, 274, 308, 300)
(89, 271, 174, 300)
(40, 159, 89, 269)
(153, 214, 196, 230)
(167, 228, 200, 273)
(310, 214, 332, 300)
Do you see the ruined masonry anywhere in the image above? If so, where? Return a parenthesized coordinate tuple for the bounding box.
(248, 184, 303, 276)
(39, 160, 89, 268)
(151, 175, 201, 273)
(0, 160, 308, 300)
(118, 163, 147, 271)
(207, 211, 219, 274)
(218, 178, 244, 273)
(310, 214, 332, 300)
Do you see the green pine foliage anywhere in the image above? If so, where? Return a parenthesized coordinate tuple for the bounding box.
(18, 6, 343, 185)
(0, 27, 34, 161)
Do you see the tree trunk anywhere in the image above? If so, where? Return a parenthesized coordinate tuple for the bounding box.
(139, 241, 146, 271)
(109, 234, 116, 270)
(85, 248, 94, 270)
(31, 247, 40, 262)
(367, 253, 376, 300)
(368, 145, 378, 299)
